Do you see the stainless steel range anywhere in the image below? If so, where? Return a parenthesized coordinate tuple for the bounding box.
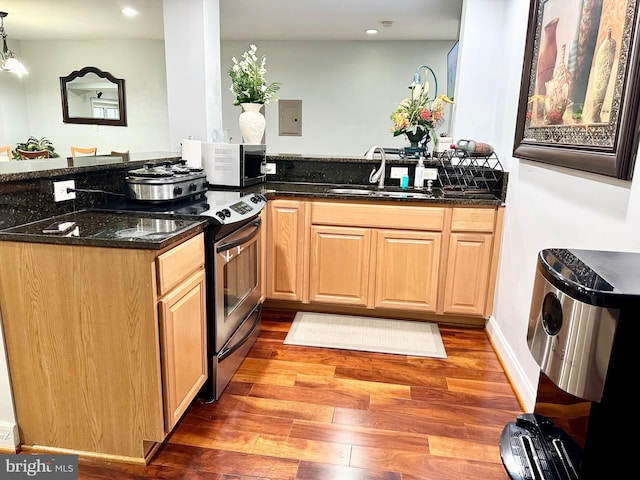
(95, 186, 267, 402)
(124, 160, 208, 202)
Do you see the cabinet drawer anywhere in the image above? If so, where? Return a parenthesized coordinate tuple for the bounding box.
(311, 201, 445, 231)
(157, 234, 205, 295)
(451, 208, 496, 233)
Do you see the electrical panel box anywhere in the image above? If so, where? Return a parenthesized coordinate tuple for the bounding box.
(279, 99, 302, 136)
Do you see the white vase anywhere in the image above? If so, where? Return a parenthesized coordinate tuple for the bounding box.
(238, 103, 265, 144)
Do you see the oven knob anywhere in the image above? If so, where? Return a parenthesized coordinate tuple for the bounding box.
(215, 211, 226, 221)
(173, 186, 183, 195)
(223, 208, 231, 217)
(189, 183, 197, 191)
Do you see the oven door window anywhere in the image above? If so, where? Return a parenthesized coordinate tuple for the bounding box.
(214, 219, 262, 353)
(222, 235, 258, 317)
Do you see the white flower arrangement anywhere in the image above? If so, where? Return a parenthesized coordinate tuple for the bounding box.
(228, 44, 281, 106)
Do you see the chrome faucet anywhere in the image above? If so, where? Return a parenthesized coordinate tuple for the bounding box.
(366, 145, 386, 189)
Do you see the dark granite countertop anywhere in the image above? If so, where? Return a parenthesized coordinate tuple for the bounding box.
(263, 151, 507, 203)
(0, 150, 506, 249)
(0, 151, 180, 182)
(0, 210, 207, 250)
(241, 181, 505, 206)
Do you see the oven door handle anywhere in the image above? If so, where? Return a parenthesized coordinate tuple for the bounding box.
(218, 304, 262, 362)
(216, 219, 261, 253)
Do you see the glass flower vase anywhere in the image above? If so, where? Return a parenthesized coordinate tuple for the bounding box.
(405, 130, 428, 149)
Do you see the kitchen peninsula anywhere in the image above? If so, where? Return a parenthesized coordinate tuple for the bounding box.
(0, 150, 507, 463)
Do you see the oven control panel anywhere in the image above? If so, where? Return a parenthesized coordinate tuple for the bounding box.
(211, 193, 267, 224)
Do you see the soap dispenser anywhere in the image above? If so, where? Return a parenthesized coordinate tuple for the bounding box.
(414, 158, 425, 188)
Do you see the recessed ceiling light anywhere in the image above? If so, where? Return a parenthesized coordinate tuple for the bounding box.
(365, 29, 378, 35)
(121, 7, 139, 17)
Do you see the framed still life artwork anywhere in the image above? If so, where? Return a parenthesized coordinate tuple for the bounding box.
(513, 0, 640, 180)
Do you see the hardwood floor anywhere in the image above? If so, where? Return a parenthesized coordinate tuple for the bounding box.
(78, 308, 521, 479)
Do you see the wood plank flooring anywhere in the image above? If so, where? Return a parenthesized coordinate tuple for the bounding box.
(78, 308, 522, 479)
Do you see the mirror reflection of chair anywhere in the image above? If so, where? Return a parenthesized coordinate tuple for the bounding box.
(111, 150, 130, 160)
(0, 145, 12, 161)
(71, 146, 97, 157)
(17, 149, 49, 159)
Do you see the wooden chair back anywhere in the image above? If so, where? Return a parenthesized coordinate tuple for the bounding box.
(71, 146, 97, 157)
(17, 149, 50, 159)
(111, 150, 130, 161)
(0, 145, 12, 161)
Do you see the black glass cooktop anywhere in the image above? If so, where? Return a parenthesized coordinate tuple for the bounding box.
(0, 210, 206, 249)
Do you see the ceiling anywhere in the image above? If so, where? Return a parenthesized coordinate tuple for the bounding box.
(1, 0, 462, 42)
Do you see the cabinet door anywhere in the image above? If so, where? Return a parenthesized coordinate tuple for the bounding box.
(374, 229, 442, 312)
(309, 225, 372, 306)
(259, 210, 267, 302)
(266, 199, 308, 301)
(159, 268, 207, 431)
(443, 232, 493, 316)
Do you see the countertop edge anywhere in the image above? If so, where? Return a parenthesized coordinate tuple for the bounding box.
(0, 213, 208, 250)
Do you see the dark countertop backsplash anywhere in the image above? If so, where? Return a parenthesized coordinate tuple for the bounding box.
(0, 151, 508, 235)
(0, 152, 179, 231)
(266, 152, 507, 199)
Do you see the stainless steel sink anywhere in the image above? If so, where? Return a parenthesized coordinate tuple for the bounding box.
(326, 187, 434, 199)
(376, 191, 433, 199)
(326, 188, 375, 195)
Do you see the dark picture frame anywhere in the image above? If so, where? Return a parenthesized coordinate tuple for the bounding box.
(513, 0, 640, 180)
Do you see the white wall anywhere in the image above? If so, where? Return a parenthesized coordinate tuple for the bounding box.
(164, 0, 222, 151)
(220, 40, 454, 156)
(0, 39, 169, 157)
(3, 0, 638, 445)
(0, 52, 30, 145)
(455, 0, 640, 410)
(2, 38, 454, 159)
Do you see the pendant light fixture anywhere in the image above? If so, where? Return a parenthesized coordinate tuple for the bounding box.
(0, 12, 28, 76)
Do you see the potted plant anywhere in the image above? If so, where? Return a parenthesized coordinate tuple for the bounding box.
(228, 44, 281, 144)
(13, 136, 60, 159)
(390, 81, 453, 150)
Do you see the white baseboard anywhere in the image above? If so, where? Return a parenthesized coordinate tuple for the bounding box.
(0, 421, 19, 451)
(485, 316, 537, 412)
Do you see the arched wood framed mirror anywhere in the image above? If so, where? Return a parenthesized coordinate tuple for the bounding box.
(60, 66, 127, 126)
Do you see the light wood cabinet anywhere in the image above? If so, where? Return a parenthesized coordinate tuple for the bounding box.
(308, 201, 445, 312)
(266, 199, 309, 302)
(442, 232, 493, 316)
(374, 229, 442, 312)
(442, 207, 504, 317)
(158, 268, 207, 431)
(259, 209, 267, 302)
(309, 225, 372, 305)
(265, 198, 504, 323)
(0, 233, 206, 463)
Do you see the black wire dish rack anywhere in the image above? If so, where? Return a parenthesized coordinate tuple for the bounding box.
(433, 148, 504, 193)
